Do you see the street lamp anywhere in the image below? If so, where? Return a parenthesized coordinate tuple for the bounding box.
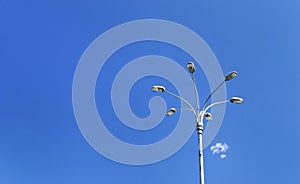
(152, 85, 165, 92)
(151, 62, 243, 184)
(187, 62, 196, 73)
(166, 108, 176, 116)
(230, 97, 244, 104)
(204, 112, 212, 121)
(225, 71, 238, 81)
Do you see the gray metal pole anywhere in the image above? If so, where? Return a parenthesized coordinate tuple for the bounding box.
(197, 118, 205, 184)
(198, 133, 205, 184)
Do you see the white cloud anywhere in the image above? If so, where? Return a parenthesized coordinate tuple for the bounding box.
(220, 154, 227, 159)
(210, 142, 229, 159)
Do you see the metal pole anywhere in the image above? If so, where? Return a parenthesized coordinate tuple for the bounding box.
(197, 114, 205, 184)
(198, 133, 205, 184)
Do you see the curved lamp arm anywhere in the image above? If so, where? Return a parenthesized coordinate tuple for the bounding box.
(165, 90, 197, 118)
(203, 100, 230, 113)
(192, 73, 200, 113)
(201, 71, 238, 111)
(201, 80, 225, 111)
(199, 100, 230, 123)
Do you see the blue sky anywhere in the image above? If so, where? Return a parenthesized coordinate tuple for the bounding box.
(1, 0, 300, 183)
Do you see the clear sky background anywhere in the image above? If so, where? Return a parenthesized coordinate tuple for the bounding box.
(1, 0, 300, 184)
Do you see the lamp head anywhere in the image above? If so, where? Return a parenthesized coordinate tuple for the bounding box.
(204, 112, 213, 121)
(152, 85, 165, 92)
(225, 71, 238, 81)
(166, 108, 177, 116)
(187, 62, 195, 73)
(230, 97, 244, 104)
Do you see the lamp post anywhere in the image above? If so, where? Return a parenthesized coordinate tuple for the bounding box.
(152, 62, 243, 184)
